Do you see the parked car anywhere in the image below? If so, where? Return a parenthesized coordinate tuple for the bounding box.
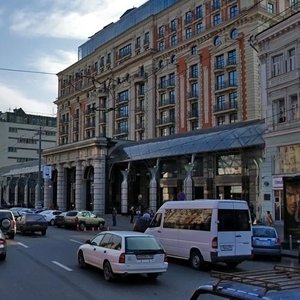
(252, 225, 281, 261)
(77, 231, 168, 281)
(54, 211, 68, 228)
(0, 229, 7, 261)
(64, 210, 105, 231)
(10, 207, 34, 219)
(189, 265, 300, 300)
(0, 209, 16, 239)
(16, 213, 48, 236)
(39, 210, 62, 225)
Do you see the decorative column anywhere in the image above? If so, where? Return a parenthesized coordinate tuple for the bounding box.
(24, 176, 29, 207)
(56, 164, 66, 211)
(5, 183, 10, 205)
(149, 165, 158, 212)
(43, 177, 52, 209)
(93, 158, 106, 215)
(35, 183, 39, 208)
(184, 162, 194, 200)
(121, 169, 129, 214)
(75, 161, 84, 210)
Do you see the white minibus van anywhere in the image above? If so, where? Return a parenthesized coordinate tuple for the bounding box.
(145, 199, 252, 269)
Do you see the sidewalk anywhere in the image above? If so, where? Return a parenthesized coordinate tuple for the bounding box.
(104, 215, 299, 259)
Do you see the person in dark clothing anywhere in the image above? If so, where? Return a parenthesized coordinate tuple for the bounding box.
(112, 207, 117, 226)
(133, 213, 151, 232)
(129, 206, 135, 224)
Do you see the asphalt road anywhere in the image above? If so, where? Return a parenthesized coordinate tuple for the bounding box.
(0, 227, 299, 300)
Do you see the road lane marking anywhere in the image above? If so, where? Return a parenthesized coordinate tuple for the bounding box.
(18, 242, 29, 248)
(70, 239, 83, 245)
(52, 261, 73, 272)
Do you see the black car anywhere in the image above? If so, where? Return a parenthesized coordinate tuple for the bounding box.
(16, 214, 48, 236)
(0, 229, 7, 261)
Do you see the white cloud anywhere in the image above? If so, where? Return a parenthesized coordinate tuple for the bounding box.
(10, 0, 147, 40)
(0, 83, 56, 116)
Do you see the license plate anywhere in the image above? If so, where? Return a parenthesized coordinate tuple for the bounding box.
(136, 255, 153, 260)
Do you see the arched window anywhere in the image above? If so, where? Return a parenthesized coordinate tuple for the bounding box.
(214, 36, 222, 46)
(230, 28, 238, 39)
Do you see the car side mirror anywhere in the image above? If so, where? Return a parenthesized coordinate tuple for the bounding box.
(85, 239, 91, 244)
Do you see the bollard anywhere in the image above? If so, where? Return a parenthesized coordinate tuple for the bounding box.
(289, 234, 293, 251)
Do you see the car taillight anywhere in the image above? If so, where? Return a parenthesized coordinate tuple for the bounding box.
(212, 236, 218, 249)
(276, 238, 281, 245)
(164, 253, 168, 262)
(119, 253, 126, 263)
(0, 239, 6, 246)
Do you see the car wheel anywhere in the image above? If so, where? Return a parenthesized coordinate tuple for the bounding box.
(8, 233, 15, 240)
(79, 223, 86, 231)
(41, 230, 46, 236)
(50, 219, 55, 226)
(226, 262, 240, 269)
(0, 253, 6, 261)
(78, 250, 86, 268)
(1, 218, 11, 230)
(103, 261, 114, 281)
(189, 249, 204, 270)
(147, 273, 160, 280)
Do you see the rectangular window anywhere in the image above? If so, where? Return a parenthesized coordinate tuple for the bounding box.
(227, 49, 236, 65)
(190, 83, 199, 97)
(229, 91, 238, 108)
(191, 46, 197, 55)
(217, 115, 225, 126)
(119, 44, 132, 59)
(168, 73, 176, 86)
(218, 209, 250, 231)
(230, 113, 238, 123)
(216, 95, 225, 110)
(118, 90, 129, 102)
(217, 154, 242, 175)
(144, 32, 150, 45)
(158, 41, 165, 51)
(216, 74, 225, 89)
(215, 54, 224, 69)
(170, 35, 177, 47)
(196, 22, 204, 34)
(229, 5, 238, 18)
(229, 70, 237, 86)
(212, 0, 221, 10)
(185, 11, 193, 24)
(158, 26, 165, 38)
(278, 98, 286, 123)
(159, 76, 167, 89)
(190, 64, 199, 78)
(170, 19, 177, 32)
(290, 95, 299, 121)
(287, 48, 295, 72)
(195, 5, 203, 19)
(163, 208, 212, 231)
(272, 54, 283, 77)
(267, 3, 275, 14)
(135, 37, 141, 49)
(185, 27, 192, 39)
(213, 13, 221, 26)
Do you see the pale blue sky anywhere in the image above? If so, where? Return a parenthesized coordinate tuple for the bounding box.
(0, 0, 147, 116)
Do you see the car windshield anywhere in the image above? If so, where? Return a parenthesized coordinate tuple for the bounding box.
(125, 236, 163, 252)
(253, 227, 276, 238)
(25, 214, 46, 222)
(0, 211, 13, 219)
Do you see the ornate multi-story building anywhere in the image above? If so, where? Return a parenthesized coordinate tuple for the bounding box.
(42, 0, 297, 216)
(255, 10, 300, 237)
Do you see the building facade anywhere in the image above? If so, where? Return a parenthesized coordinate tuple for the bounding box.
(255, 11, 300, 238)
(42, 0, 298, 216)
(0, 108, 56, 208)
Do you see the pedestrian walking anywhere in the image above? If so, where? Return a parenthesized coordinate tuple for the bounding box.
(129, 206, 135, 224)
(265, 211, 273, 226)
(112, 207, 117, 226)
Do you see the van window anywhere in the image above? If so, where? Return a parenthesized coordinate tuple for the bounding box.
(163, 208, 212, 231)
(149, 213, 162, 228)
(218, 209, 250, 232)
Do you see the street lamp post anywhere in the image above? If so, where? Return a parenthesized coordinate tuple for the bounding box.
(36, 126, 42, 209)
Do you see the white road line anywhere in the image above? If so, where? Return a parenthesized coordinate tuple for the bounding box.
(52, 261, 73, 272)
(18, 242, 29, 248)
(69, 239, 83, 245)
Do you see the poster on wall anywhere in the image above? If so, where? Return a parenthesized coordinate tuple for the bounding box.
(283, 176, 300, 240)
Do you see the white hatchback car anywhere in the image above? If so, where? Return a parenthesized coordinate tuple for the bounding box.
(39, 210, 62, 225)
(77, 231, 168, 281)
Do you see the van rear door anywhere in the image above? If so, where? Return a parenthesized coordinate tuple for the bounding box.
(217, 204, 251, 257)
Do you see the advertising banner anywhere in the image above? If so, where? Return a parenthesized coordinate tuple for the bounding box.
(283, 176, 300, 240)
